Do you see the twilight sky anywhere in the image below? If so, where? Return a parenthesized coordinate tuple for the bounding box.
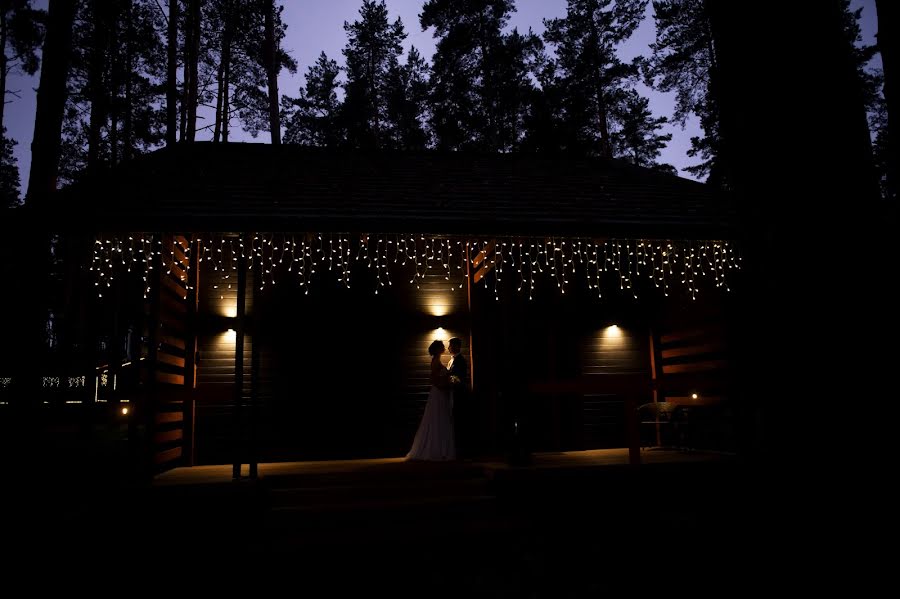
(3, 0, 881, 195)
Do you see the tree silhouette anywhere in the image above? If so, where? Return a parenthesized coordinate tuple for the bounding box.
(543, 0, 646, 158)
(341, 0, 406, 149)
(385, 45, 430, 150)
(1, 0, 45, 143)
(282, 51, 343, 147)
(644, 0, 724, 184)
(421, 0, 516, 151)
(611, 88, 674, 172)
(1, 126, 20, 206)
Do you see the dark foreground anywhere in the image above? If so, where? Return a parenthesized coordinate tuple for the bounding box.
(2, 445, 834, 595)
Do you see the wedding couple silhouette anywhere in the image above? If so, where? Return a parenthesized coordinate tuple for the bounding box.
(406, 337, 473, 461)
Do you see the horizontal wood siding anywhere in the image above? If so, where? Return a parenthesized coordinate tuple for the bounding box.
(194, 248, 469, 464)
(658, 325, 730, 399)
(152, 234, 191, 471)
(581, 324, 651, 449)
(195, 251, 253, 465)
(652, 294, 735, 451)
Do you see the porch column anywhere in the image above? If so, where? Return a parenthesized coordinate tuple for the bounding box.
(182, 236, 201, 466)
(248, 235, 260, 479)
(232, 233, 248, 480)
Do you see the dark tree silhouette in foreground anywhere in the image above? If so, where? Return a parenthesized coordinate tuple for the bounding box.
(875, 0, 897, 201)
(27, 0, 73, 199)
(1, 0, 45, 144)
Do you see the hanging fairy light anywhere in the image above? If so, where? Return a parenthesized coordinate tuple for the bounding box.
(87, 233, 741, 303)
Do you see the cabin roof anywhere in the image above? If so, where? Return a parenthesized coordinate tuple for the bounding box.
(43, 143, 738, 238)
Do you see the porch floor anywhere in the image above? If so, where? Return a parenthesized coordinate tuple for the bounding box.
(153, 447, 734, 487)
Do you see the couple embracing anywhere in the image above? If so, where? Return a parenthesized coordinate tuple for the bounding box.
(406, 337, 474, 461)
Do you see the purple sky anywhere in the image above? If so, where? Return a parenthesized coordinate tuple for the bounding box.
(3, 0, 881, 195)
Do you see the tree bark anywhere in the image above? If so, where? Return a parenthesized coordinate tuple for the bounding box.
(27, 0, 75, 201)
(876, 0, 897, 201)
(122, 0, 133, 161)
(109, 4, 120, 165)
(707, 1, 887, 472)
(264, 0, 280, 145)
(221, 12, 231, 143)
(187, 0, 200, 141)
(183, 0, 201, 142)
(166, 0, 178, 146)
(0, 9, 8, 137)
(587, 0, 612, 159)
(87, 0, 107, 170)
(214, 1, 232, 143)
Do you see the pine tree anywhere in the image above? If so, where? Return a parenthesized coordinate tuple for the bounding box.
(875, 0, 897, 202)
(611, 88, 674, 172)
(494, 27, 544, 152)
(1, 0, 45, 139)
(384, 46, 430, 150)
(28, 0, 74, 198)
(342, 0, 406, 149)
(282, 51, 343, 147)
(543, 0, 646, 158)
(645, 0, 724, 183)
(840, 0, 889, 200)
(59, 0, 167, 182)
(228, 0, 295, 140)
(421, 0, 515, 151)
(1, 126, 20, 207)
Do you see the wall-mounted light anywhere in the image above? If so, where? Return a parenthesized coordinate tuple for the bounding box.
(121, 406, 129, 415)
(691, 393, 699, 400)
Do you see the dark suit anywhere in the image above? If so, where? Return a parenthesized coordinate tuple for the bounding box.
(449, 353, 474, 458)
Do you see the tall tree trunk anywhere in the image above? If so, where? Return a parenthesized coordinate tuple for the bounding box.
(109, 6, 119, 165)
(186, 0, 200, 141)
(0, 9, 8, 137)
(213, 56, 224, 142)
(214, 1, 232, 143)
(122, 0, 133, 161)
(477, 9, 496, 151)
(702, 0, 726, 187)
(221, 13, 231, 143)
(264, 0, 280, 145)
(27, 0, 75, 201)
(87, 0, 107, 170)
(707, 2, 885, 472)
(166, 0, 178, 145)
(876, 0, 898, 201)
(587, 0, 612, 159)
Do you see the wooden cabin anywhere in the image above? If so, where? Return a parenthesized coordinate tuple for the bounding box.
(6, 143, 741, 473)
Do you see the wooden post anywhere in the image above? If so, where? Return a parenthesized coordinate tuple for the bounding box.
(648, 326, 663, 447)
(248, 244, 260, 479)
(182, 236, 201, 466)
(625, 395, 641, 466)
(464, 241, 480, 455)
(232, 233, 248, 480)
(143, 232, 163, 476)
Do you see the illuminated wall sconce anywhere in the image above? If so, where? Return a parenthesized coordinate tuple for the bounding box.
(121, 406, 129, 415)
(691, 393, 699, 400)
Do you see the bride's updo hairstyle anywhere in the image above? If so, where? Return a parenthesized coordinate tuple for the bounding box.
(428, 340, 445, 356)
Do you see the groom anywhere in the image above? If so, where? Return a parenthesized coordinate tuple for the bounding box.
(448, 337, 474, 459)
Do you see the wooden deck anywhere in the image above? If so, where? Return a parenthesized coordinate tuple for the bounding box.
(154, 447, 734, 487)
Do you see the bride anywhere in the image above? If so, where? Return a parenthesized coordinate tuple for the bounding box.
(406, 340, 456, 461)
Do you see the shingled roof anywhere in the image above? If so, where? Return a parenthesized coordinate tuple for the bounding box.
(44, 142, 737, 238)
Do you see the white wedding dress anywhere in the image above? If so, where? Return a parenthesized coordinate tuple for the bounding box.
(407, 360, 455, 461)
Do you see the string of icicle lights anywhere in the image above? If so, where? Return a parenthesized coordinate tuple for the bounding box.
(88, 233, 741, 301)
